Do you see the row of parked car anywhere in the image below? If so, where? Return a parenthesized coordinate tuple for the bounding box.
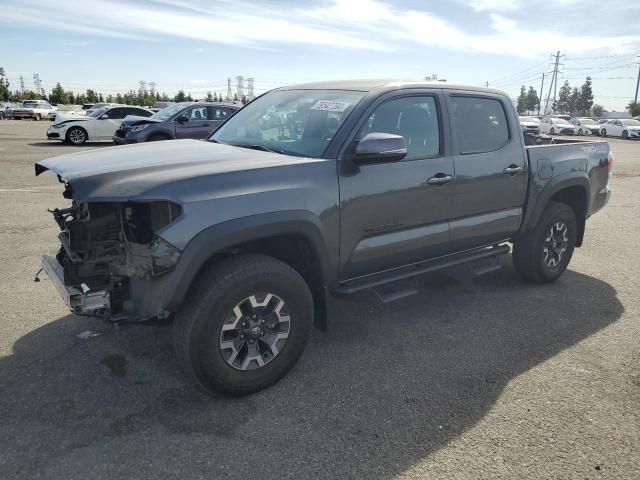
(519, 114, 640, 139)
(44, 102, 240, 144)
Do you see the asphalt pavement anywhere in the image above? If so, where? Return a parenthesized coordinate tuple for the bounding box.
(0, 120, 638, 479)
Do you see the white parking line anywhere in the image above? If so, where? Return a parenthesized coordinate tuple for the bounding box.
(0, 189, 40, 192)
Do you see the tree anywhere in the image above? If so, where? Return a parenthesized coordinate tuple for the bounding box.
(557, 81, 571, 114)
(174, 90, 186, 102)
(579, 77, 594, 116)
(115, 93, 124, 104)
(0, 67, 10, 101)
(516, 86, 527, 113)
(591, 104, 604, 117)
(68, 92, 75, 104)
(206, 91, 213, 102)
(569, 87, 580, 115)
(85, 89, 98, 103)
(627, 101, 640, 117)
(49, 82, 69, 104)
(525, 87, 539, 113)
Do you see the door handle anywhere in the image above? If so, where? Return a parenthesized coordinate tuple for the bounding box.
(426, 173, 453, 186)
(503, 165, 523, 175)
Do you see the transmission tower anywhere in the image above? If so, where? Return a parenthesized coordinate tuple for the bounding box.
(543, 51, 564, 114)
(247, 77, 255, 100)
(226, 77, 232, 101)
(138, 80, 147, 97)
(235, 76, 245, 99)
(33, 74, 44, 98)
(149, 81, 157, 95)
(19, 75, 25, 93)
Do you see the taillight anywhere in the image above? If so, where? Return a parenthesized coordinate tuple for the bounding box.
(607, 150, 614, 172)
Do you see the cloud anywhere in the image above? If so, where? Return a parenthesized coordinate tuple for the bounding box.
(1, 0, 638, 58)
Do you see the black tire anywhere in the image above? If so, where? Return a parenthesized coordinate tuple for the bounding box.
(578, 128, 583, 135)
(66, 126, 87, 145)
(622, 130, 628, 140)
(512, 201, 577, 284)
(34, 114, 41, 121)
(172, 254, 314, 395)
(601, 129, 607, 137)
(549, 128, 555, 135)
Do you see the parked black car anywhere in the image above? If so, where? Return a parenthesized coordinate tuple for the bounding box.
(113, 102, 239, 144)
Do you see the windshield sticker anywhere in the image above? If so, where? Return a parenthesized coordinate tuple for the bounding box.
(310, 100, 351, 112)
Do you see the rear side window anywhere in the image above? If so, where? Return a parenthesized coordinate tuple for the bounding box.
(127, 107, 152, 117)
(450, 96, 509, 154)
(107, 108, 127, 119)
(211, 107, 233, 120)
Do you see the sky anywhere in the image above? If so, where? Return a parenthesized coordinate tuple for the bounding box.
(1, 0, 639, 110)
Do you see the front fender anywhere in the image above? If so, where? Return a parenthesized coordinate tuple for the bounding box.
(162, 210, 336, 312)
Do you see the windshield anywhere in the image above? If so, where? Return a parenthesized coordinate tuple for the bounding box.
(87, 107, 108, 118)
(23, 101, 42, 107)
(520, 117, 539, 123)
(622, 119, 640, 126)
(553, 118, 571, 125)
(211, 89, 366, 158)
(579, 118, 597, 125)
(151, 103, 192, 121)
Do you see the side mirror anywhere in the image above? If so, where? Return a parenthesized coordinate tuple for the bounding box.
(352, 132, 407, 163)
(100, 114, 109, 119)
(176, 115, 189, 124)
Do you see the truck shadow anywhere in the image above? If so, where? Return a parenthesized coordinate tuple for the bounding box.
(0, 262, 623, 479)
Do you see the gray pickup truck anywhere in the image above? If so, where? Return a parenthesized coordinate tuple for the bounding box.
(36, 80, 611, 394)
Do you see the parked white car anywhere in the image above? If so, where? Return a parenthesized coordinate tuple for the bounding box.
(600, 118, 640, 139)
(11, 100, 57, 120)
(570, 117, 598, 136)
(539, 117, 577, 135)
(519, 116, 541, 134)
(47, 105, 153, 144)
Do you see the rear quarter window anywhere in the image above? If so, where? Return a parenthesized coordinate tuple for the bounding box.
(451, 96, 510, 154)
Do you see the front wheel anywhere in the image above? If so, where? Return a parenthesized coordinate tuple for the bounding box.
(172, 254, 314, 395)
(622, 130, 628, 140)
(578, 128, 583, 135)
(34, 114, 41, 121)
(601, 129, 607, 137)
(66, 127, 87, 145)
(513, 201, 577, 284)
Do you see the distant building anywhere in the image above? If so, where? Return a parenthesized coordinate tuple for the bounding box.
(600, 111, 631, 119)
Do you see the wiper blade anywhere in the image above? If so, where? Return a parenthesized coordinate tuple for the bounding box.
(231, 143, 285, 154)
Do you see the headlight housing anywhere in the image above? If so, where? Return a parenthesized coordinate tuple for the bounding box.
(129, 124, 150, 133)
(52, 123, 67, 129)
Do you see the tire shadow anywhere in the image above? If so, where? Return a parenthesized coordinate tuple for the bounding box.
(0, 262, 624, 479)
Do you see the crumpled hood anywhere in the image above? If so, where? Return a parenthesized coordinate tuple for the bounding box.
(36, 139, 319, 203)
(120, 116, 162, 128)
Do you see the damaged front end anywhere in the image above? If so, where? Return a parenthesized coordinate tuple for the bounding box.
(42, 191, 183, 321)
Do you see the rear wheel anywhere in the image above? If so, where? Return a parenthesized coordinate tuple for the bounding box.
(549, 127, 555, 135)
(577, 128, 583, 135)
(66, 127, 87, 145)
(34, 113, 41, 121)
(601, 129, 607, 137)
(513, 201, 577, 284)
(172, 254, 314, 395)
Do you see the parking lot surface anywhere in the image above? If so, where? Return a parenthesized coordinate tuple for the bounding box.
(0, 120, 639, 479)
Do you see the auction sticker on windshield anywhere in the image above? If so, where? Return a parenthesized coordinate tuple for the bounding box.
(310, 100, 351, 112)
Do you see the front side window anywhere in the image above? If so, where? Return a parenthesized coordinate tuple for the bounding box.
(212, 89, 366, 158)
(451, 96, 509, 154)
(356, 96, 440, 159)
(185, 106, 209, 120)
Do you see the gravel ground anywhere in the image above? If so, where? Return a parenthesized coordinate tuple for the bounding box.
(0, 120, 638, 479)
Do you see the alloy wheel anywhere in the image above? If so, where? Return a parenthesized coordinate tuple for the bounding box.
(69, 128, 86, 144)
(219, 293, 291, 371)
(543, 222, 568, 268)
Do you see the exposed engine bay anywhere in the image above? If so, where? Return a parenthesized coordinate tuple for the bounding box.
(44, 187, 182, 320)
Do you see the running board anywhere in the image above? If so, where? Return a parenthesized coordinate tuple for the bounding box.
(335, 244, 511, 296)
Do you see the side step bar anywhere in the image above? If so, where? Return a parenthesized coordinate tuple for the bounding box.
(334, 244, 510, 296)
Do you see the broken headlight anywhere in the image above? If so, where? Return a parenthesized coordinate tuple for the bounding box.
(150, 235, 181, 275)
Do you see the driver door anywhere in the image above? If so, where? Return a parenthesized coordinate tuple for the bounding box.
(94, 107, 126, 139)
(175, 106, 216, 139)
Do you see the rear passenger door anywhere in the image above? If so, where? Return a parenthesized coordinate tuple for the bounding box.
(175, 106, 215, 139)
(208, 106, 234, 134)
(446, 92, 528, 251)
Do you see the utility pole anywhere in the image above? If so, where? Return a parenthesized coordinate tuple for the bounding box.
(544, 51, 561, 115)
(247, 77, 255, 100)
(226, 77, 232, 101)
(19, 75, 25, 93)
(537, 73, 545, 115)
(634, 63, 639, 104)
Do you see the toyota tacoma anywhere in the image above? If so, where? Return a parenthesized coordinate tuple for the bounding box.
(36, 80, 612, 394)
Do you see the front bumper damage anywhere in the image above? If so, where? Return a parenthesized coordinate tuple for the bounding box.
(40, 197, 183, 321)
